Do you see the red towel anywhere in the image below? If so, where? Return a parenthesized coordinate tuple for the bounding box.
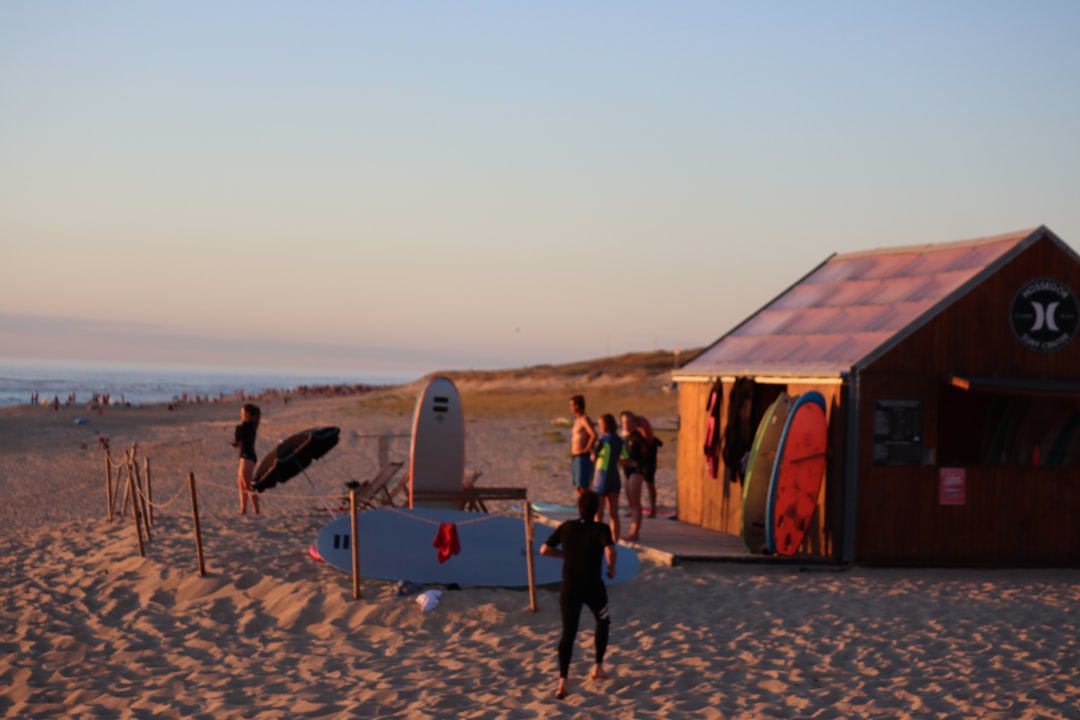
(433, 523, 461, 564)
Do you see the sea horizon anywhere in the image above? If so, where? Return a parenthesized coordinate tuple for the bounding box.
(0, 358, 418, 408)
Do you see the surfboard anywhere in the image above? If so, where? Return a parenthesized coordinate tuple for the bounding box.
(741, 392, 795, 554)
(766, 391, 828, 557)
(314, 508, 639, 587)
(409, 376, 465, 508)
(516, 502, 580, 516)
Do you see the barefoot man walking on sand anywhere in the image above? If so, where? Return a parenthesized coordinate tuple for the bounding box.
(540, 489, 616, 699)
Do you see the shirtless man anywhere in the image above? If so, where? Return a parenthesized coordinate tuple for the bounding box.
(569, 395, 598, 496)
(540, 489, 616, 700)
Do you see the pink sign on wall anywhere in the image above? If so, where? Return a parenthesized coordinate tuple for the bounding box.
(939, 467, 966, 505)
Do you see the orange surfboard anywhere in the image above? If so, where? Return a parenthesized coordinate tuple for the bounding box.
(766, 391, 827, 556)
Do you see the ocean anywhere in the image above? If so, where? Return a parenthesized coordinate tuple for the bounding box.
(0, 360, 415, 409)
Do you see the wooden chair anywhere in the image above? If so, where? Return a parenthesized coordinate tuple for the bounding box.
(382, 464, 410, 507)
(410, 470, 528, 511)
(461, 470, 487, 511)
(346, 461, 405, 509)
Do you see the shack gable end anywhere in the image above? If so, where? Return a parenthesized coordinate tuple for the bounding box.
(864, 233, 1080, 378)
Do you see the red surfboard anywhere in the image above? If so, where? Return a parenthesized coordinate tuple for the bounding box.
(766, 391, 827, 556)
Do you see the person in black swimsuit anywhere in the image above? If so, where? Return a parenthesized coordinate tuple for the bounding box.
(539, 489, 617, 699)
(231, 403, 261, 515)
(619, 411, 648, 541)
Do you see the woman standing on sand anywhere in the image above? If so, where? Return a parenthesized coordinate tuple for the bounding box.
(590, 414, 624, 541)
(619, 411, 648, 542)
(231, 403, 261, 515)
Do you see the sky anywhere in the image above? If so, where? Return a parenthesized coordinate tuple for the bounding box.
(2, 1, 1079, 378)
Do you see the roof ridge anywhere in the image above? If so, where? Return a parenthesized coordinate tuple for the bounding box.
(829, 227, 1039, 261)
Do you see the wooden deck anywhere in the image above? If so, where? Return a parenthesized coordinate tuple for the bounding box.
(532, 510, 834, 566)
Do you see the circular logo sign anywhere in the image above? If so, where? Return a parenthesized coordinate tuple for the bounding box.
(1010, 278, 1079, 353)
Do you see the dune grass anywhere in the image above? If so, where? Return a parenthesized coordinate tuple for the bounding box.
(349, 383, 679, 422)
(348, 347, 694, 421)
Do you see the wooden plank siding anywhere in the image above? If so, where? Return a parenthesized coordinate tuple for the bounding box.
(676, 378, 845, 560)
(854, 234, 1080, 565)
(853, 465, 1080, 565)
(676, 381, 739, 532)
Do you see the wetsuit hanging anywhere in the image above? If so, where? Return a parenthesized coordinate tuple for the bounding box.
(704, 379, 724, 479)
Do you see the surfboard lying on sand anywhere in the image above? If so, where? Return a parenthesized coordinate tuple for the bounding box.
(315, 508, 639, 588)
(741, 392, 794, 554)
(766, 391, 828, 556)
(409, 376, 465, 509)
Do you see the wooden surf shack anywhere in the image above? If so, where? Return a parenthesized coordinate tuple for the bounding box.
(674, 226, 1080, 566)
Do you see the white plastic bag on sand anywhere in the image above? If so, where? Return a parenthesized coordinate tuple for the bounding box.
(416, 589, 443, 612)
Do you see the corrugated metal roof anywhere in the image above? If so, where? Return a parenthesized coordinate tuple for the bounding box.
(677, 226, 1055, 379)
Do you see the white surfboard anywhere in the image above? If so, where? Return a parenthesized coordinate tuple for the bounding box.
(409, 376, 466, 508)
(314, 508, 639, 588)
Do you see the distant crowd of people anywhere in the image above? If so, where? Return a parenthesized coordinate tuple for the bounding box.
(28, 383, 382, 412)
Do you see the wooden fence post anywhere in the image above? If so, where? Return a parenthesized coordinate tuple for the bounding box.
(350, 489, 361, 600)
(120, 450, 132, 515)
(130, 453, 151, 542)
(188, 472, 206, 577)
(126, 460, 145, 558)
(108, 452, 121, 518)
(525, 500, 537, 612)
(104, 452, 114, 522)
(144, 457, 153, 526)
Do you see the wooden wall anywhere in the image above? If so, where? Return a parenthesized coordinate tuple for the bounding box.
(853, 462, 1080, 565)
(676, 380, 740, 532)
(676, 378, 845, 559)
(854, 234, 1080, 565)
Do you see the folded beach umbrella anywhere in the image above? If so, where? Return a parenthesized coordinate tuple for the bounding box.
(253, 426, 341, 492)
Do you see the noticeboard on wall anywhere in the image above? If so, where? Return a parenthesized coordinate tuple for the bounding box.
(939, 467, 966, 505)
(873, 399, 923, 466)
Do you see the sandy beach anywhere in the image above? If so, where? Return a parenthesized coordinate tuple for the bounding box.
(2, 379, 1079, 719)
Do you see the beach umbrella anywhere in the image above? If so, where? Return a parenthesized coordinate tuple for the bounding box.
(253, 426, 341, 492)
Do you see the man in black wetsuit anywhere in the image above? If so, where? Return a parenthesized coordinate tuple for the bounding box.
(539, 489, 617, 699)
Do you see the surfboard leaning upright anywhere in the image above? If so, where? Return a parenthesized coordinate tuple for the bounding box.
(741, 392, 795, 554)
(765, 390, 828, 556)
(409, 376, 466, 508)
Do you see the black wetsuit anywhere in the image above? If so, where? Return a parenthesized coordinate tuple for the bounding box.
(641, 432, 661, 486)
(623, 432, 649, 481)
(234, 420, 258, 462)
(545, 518, 614, 678)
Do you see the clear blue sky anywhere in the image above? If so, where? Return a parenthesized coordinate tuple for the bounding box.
(2, 1, 1078, 377)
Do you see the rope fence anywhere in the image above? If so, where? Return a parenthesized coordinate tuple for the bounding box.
(98, 436, 538, 609)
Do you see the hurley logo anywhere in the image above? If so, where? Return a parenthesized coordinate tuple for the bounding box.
(1010, 279, 1079, 353)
